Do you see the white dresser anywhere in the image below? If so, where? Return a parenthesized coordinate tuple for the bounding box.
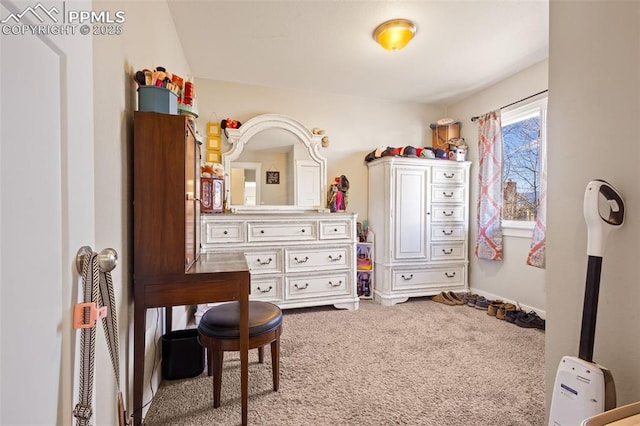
(201, 212, 359, 310)
(367, 157, 471, 305)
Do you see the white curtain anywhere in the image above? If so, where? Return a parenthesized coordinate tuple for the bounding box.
(475, 111, 503, 260)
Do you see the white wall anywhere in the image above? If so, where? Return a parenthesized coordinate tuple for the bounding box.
(193, 79, 444, 220)
(92, 1, 192, 422)
(546, 1, 640, 410)
(447, 60, 548, 312)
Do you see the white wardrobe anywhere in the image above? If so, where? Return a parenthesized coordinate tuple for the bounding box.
(367, 157, 471, 305)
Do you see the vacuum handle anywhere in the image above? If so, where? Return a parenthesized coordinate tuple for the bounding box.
(579, 180, 624, 361)
(584, 180, 624, 257)
(579, 255, 602, 362)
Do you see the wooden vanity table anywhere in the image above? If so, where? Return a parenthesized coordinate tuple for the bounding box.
(132, 112, 250, 425)
(133, 253, 250, 426)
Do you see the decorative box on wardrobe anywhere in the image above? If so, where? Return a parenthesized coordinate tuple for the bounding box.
(367, 157, 471, 306)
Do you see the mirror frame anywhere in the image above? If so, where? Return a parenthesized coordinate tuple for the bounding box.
(223, 114, 327, 212)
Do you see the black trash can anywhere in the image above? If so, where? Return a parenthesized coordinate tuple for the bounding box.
(161, 328, 205, 380)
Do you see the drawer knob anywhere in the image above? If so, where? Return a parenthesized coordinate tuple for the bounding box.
(294, 283, 309, 290)
(442, 248, 453, 255)
(401, 274, 414, 281)
(301, 229, 306, 233)
(328, 280, 342, 287)
(328, 254, 343, 262)
(445, 272, 456, 278)
(223, 230, 228, 235)
(256, 285, 272, 293)
(334, 228, 338, 232)
(443, 211, 454, 217)
(443, 191, 454, 198)
(443, 172, 455, 179)
(260, 230, 265, 234)
(257, 258, 272, 265)
(442, 230, 454, 235)
(294, 256, 309, 264)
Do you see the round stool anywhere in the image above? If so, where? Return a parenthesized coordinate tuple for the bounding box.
(198, 301, 283, 408)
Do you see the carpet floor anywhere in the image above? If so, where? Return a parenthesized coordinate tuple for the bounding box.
(142, 297, 545, 425)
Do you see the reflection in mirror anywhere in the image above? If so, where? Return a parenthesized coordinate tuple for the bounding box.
(230, 162, 260, 206)
(230, 132, 296, 206)
(223, 114, 327, 211)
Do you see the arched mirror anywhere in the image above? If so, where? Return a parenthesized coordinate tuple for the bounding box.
(223, 114, 327, 212)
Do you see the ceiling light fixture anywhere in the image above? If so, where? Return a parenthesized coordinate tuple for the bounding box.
(373, 19, 417, 52)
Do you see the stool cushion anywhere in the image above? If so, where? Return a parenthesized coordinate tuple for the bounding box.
(198, 301, 282, 339)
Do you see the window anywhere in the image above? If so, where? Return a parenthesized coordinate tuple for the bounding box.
(501, 97, 547, 232)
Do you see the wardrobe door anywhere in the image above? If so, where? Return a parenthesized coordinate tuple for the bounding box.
(392, 166, 429, 261)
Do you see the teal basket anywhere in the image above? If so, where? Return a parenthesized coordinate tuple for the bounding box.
(138, 86, 178, 115)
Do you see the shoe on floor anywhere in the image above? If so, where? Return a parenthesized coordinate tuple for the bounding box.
(445, 291, 465, 305)
(505, 308, 525, 324)
(487, 300, 505, 316)
(515, 311, 546, 330)
(463, 293, 478, 307)
(496, 303, 517, 320)
(474, 296, 491, 310)
(432, 292, 457, 306)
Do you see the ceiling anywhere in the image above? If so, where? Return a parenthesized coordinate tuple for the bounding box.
(167, 1, 549, 106)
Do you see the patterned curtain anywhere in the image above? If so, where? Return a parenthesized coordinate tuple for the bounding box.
(526, 127, 547, 268)
(475, 111, 503, 260)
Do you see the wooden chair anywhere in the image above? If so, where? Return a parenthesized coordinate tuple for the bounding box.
(197, 301, 282, 408)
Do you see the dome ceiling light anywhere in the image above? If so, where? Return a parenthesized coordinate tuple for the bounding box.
(373, 19, 417, 52)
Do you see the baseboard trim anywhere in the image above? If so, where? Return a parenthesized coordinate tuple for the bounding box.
(468, 287, 546, 319)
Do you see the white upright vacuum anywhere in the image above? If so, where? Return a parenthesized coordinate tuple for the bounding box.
(548, 179, 625, 426)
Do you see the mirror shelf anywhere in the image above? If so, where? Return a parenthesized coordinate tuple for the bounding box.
(223, 114, 327, 212)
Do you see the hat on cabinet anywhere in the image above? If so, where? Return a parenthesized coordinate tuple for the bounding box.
(401, 146, 418, 157)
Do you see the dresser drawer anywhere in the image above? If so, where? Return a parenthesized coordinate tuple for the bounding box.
(430, 205, 465, 222)
(286, 272, 351, 300)
(432, 166, 466, 184)
(203, 221, 244, 243)
(319, 220, 353, 240)
(244, 249, 282, 274)
(250, 276, 282, 302)
(391, 266, 464, 290)
(285, 246, 351, 272)
(430, 243, 466, 261)
(431, 224, 465, 241)
(248, 222, 316, 242)
(431, 185, 465, 203)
